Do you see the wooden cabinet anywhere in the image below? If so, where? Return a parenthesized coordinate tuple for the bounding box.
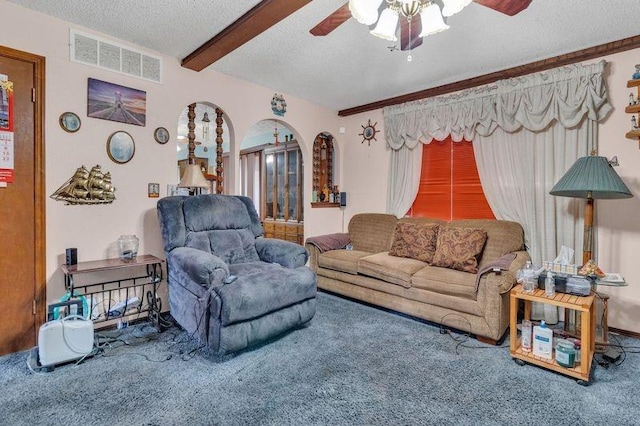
(626, 79, 640, 147)
(241, 142, 304, 245)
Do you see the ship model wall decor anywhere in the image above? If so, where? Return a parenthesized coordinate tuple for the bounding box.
(51, 165, 116, 205)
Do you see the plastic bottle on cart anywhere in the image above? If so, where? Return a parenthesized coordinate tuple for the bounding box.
(521, 319, 533, 352)
(521, 261, 535, 293)
(545, 271, 556, 297)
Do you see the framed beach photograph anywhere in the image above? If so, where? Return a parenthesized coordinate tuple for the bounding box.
(59, 112, 81, 133)
(107, 131, 135, 164)
(87, 78, 146, 126)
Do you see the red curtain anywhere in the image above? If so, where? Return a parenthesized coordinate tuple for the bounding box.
(409, 137, 494, 221)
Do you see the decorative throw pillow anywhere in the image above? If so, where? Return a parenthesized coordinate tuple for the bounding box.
(388, 222, 440, 263)
(432, 227, 487, 273)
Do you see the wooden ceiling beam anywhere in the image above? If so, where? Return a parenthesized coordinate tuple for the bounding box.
(338, 35, 640, 117)
(182, 0, 312, 71)
(310, 3, 351, 36)
(474, 0, 532, 16)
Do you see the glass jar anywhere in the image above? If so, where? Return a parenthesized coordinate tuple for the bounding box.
(117, 234, 139, 261)
(555, 341, 576, 368)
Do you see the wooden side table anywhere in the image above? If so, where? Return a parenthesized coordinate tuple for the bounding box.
(510, 284, 595, 384)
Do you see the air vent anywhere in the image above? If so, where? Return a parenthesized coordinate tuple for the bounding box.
(70, 29, 162, 83)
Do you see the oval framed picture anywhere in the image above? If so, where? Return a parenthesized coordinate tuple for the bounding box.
(59, 112, 81, 133)
(107, 131, 135, 164)
(154, 127, 170, 144)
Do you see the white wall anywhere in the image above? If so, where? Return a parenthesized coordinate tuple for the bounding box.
(590, 50, 640, 333)
(3, 1, 639, 334)
(0, 1, 344, 302)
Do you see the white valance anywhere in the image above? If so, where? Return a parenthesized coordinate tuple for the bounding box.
(383, 60, 612, 150)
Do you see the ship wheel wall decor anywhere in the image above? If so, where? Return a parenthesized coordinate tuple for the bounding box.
(359, 119, 379, 146)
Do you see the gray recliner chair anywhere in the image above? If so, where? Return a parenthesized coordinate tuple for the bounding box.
(157, 194, 316, 354)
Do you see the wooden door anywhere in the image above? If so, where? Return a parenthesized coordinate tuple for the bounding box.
(0, 46, 45, 356)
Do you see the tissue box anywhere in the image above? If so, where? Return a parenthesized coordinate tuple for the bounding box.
(542, 261, 578, 275)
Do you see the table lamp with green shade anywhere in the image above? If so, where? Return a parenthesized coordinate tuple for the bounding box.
(550, 152, 633, 265)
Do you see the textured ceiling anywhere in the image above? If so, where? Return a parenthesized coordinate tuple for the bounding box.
(7, 0, 640, 112)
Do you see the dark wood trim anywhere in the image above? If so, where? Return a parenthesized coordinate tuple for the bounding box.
(474, 0, 532, 16)
(310, 2, 350, 36)
(338, 35, 640, 116)
(0, 45, 46, 334)
(476, 335, 499, 346)
(610, 326, 640, 340)
(311, 202, 340, 208)
(182, 0, 312, 71)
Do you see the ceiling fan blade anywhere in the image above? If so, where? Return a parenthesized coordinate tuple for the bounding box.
(400, 17, 423, 51)
(474, 0, 532, 16)
(310, 3, 351, 36)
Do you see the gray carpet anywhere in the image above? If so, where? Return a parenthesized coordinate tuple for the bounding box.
(1, 291, 639, 425)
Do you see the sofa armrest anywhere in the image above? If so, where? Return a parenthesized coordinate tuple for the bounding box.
(168, 247, 229, 293)
(305, 243, 321, 272)
(305, 233, 350, 253)
(499, 251, 531, 294)
(478, 251, 530, 294)
(255, 237, 308, 268)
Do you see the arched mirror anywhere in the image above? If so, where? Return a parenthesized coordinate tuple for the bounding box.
(175, 102, 230, 194)
(239, 119, 304, 244)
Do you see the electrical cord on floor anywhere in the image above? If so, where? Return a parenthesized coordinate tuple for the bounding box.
(162, 295, 213, 361)
(594, 333, 629, 369)
(438, 313, 510, 354)
(93, 322, 175, 363)
(25, 347, 48, 375)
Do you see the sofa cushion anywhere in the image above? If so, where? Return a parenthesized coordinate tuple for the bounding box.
(411, 266, 478, 299)
(185, 228, 260, 265)
(319, 249, 371, 275)
(220, 262, 316, 325)
(358, 252, 427, 288)
(389, 222, 440, 263)
(348, 214, 399, 253)
(432, 227, 487, 274)
(448, 219, 524, 268)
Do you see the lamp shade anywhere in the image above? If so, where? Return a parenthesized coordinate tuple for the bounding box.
(550, 156, 633, 199)
(349, 0, 383, 25)
(442, 0, 473, 17)
(178, 164, 210, 189)
(370, 7, 399, 41)
(418, 3, 450, 37)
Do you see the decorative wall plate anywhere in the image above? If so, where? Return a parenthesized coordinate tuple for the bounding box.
(59, 112, 81, 133)
(359, 119, 379, 146)
(154, 127, 170, 144)
(271, 93, 287, 116)
(107, 131, 135, 164)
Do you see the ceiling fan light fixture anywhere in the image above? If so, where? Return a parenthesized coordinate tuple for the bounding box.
(370, 7, 400, 41)
(400, 0, 422, 18)
(441, 0, 472, 17)
(349, 0, 384, 26)
(418, 3, 450, 37)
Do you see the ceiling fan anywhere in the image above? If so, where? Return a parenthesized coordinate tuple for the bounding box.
(310, 0, 532, 52)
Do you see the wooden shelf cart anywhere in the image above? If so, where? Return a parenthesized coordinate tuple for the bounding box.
(509, 284, 595, 384)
